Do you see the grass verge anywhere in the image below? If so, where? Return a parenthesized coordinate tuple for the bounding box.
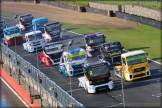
(61, 0, 161, 9)
(1, 11, 161, 63)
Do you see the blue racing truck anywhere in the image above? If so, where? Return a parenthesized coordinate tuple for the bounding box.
(59, 48, 87, 77)
(31, 17, 48, 33)
(0, 20, 7, 38)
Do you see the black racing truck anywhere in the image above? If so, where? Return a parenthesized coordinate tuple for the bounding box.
(78, 61, 114, 93)
(97, 41, 124, 70)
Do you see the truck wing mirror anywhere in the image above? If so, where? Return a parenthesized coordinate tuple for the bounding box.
(122, 46, 124, 49)
(104, 36, 106, 38)
(146, 53, 148, 55)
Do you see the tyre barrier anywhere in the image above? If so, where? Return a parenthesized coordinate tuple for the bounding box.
(116, 11, 162, 29)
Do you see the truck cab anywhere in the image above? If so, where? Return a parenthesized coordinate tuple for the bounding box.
(114, 50, 151, 81)
(43, 22, 63, 42)
(78, 61, 114, 93)
(39, 42, 64, 66)
(23, 30, 45, 52)
(2, 26, 23, 46)
(84, 32, 106, 57)
(31, 17, 48, 33)
(17, 14, 33, 31)
(0, 20, 7, 38)
(97, 41, 124, 70)
(59, 48, 87, 77)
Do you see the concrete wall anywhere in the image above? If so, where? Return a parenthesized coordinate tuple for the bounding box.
(89, 2, 161, 21)
(121, 5, 161, 21)
(89, 2, 121, 13)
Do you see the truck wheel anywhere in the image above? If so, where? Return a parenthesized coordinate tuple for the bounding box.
(85, 85, 89, 94)
(3, 40, 6, 45)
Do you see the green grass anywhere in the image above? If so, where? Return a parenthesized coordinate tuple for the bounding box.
(61, 0, 161, 9)
(1, 11, 161, 63)
(1, 11, 17, 18)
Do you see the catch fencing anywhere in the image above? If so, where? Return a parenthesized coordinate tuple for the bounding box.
(0, 43, 84, 108)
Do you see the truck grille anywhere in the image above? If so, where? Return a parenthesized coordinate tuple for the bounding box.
(33, 41, 41, 46)
(34, 47, 42, 51)
(133, 73, 146, 78)
(96, 85, 109, 92)
(72, 64, 83, 75)
(133, 67, 145, 73)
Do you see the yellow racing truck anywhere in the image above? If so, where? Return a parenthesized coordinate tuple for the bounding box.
(114, 50, 151, 81)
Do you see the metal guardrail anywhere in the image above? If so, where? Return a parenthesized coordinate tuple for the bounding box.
(0, 43, 84, 108)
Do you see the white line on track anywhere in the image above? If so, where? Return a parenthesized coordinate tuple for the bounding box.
(59, 82, 78, 86)
(66, 88, 84, 92)
(2, 16, 161, 65)
(0, 76, 30, 108)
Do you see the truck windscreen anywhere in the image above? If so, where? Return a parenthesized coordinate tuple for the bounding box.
(88, 37, 104, 45)
(4, 29, 20, 35)
(126, 53, 147, 65)
(45, 23, 60, 33)
(45, 45, 62, 54)
(28, 33, 42, 41)
(88, 64, 109, 77)
(20, 15, 32, 23)
(67, 52, 86, 61)
(36, 20, 47, 27)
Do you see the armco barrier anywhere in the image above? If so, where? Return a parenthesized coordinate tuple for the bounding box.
(116, 11, 162, 29)
(0, 43, 84, 108)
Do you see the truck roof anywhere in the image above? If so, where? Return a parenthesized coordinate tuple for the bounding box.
(67, 48, 85, 54)
(44, 22, 60, 26)
(32, 17, 48, 22)
(85, 32, 104, 39)
(25, 30, 42, 36)
(84, 60, 107, 67)
(3, 26, 19, 31)
(44, 41, 62, 48)
(122, 50, 146, 57)
(19, 14, 32, 18)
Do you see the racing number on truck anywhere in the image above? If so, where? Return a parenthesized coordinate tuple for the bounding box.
(89, 71, 93, 76)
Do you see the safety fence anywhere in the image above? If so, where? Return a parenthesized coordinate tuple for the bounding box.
(0, 43, 84, 108)
(116, 11, 162, 29)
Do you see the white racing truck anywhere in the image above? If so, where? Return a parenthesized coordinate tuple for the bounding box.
(23, 30, 45, 53)
(78, 61, 114, 93)
(43, 22, 63, 42)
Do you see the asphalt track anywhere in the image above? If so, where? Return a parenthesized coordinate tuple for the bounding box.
(1, 17, 162, 108)
(0, 78, 27, 107)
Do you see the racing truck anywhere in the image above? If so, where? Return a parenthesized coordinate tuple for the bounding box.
(43, 22, 63, 42)
(23, 30, 45, 52)
(84, 32, 106, 57)
(59, 48, 87, 77)
(2, 26, 23, 46)
(39, 42, 64, 66)
(78, 61, 114, 93)
(31, 17, 48, 33)
(16, 14, 33, 31)
(0, 20, 7, 38)
(114, 50, 151, 81)
(97, 41, 124, 70)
